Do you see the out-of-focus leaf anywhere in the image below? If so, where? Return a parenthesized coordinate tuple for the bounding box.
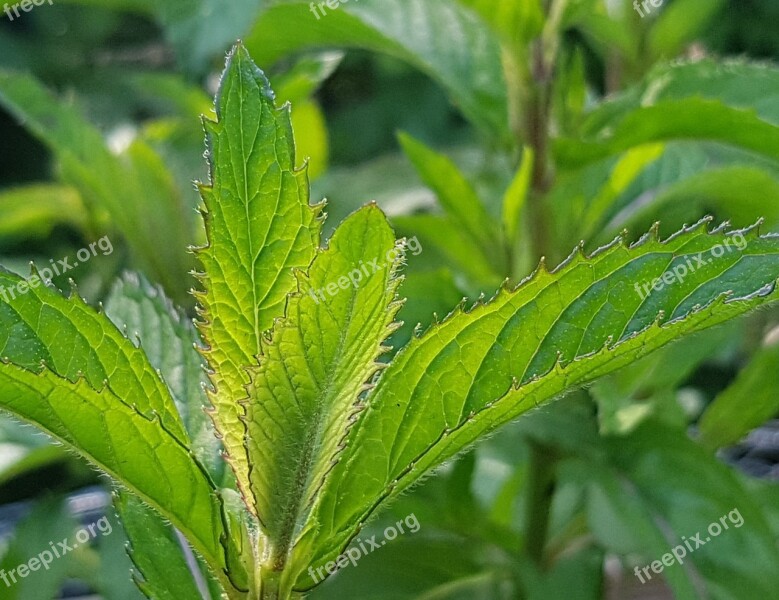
(245, 0, 508, 140)
(699, 330, 779, 450)
(0, 498, 77, 600)
(0, 185, 86, 248)
(589, 422, 779, 599)
(457, 0, 544, 45)
(398, 133, 504, 271)
(0, 70, 195, 302)
(555, 99, 779, 168)
(649, 0, 726, 59)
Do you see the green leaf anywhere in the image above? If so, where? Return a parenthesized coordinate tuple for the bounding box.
(0, 270, 187, 441)
(245, 205, 403, 574)
(554, 98, 779, 168)
(393, 214, 501, 288)
(116, 492, 209, 600)
(502, 146, 534, 245)
(457, 0, 544, 45)
(0, 364, 226, 581)
(245, 0, 508, 140)
(604, 165, 779, 238)
(154, 0, 262, 73)
(0, 498, 77, 600)
(595, 422, 779, 599)
(104, 273, 224, 483)
(698, 331, 779, 450)
(398, 133, 503, 272)
(0, 70, 194, 302)
(0, 271, 232, 590)
(297, 221, 779, 583)
(0, 184, 86, 249)
(194, 44, 321, 499)
(649, 0, 726, 59)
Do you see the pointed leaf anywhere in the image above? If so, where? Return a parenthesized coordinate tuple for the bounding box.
(698, 332, 779, 450)
(555, 99, 779, 168)
(297, 221, 779, 582)
(398, 132, 503, 272)
(245, 205, 403, 567)
(195, 44, 321, 497)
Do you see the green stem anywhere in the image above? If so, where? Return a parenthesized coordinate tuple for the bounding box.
(524, 441, 557, 567)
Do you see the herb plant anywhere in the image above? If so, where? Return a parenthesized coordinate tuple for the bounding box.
(1, 42, 779, 599)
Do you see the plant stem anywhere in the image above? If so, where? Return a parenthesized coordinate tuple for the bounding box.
(523, 441, 557, 567)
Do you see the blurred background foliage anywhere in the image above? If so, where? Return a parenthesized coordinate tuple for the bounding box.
(1, 0, 779, 598)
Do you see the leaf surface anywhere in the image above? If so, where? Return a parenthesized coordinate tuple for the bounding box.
(244, 205, 403, 567)
(296, 221, 779, 583)
(195, 44, 321, 498)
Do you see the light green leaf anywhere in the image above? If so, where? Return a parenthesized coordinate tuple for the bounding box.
(0, 365, 226, 583)
(0, 184, 86, 249)
(0, 270, 187, 441)
(555, 98, 779, 168)
(0, 70, 194, 302)
(457, 0, 544, 45)
(398, 133, 505, 275)
(297, 221, 779, 584)
(649, 0, 726, 59)
(698, 331, 779, 450)
(194, 44, 321, 504)
(393, 214, 501, 288)
(0, 271, 233, 591)
(245, 205, 403, 576)
(245, 0, 508, 140)
(502, 146, 534, 244)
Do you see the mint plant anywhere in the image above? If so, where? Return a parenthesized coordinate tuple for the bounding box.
(1, 43, 779, 599)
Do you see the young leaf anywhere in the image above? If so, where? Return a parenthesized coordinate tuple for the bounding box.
(0, 364, 226, 576)
(296, 221, 779, 583)
(0, 271, 232, 589)
(244, 205, 403, 569)
(0, 270, 187, 441)
(194, 44, 321, 500)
